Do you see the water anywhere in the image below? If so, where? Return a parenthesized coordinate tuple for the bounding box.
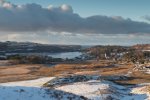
(6, 52, 82, 59)
(48, 52, 82, 59)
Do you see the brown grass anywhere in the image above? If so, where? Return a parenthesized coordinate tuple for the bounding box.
(0, 60, 150, 85)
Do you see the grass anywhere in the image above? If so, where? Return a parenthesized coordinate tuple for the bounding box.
(0, 60, 150, 85)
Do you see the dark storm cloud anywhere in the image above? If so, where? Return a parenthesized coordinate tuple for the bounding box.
(0, 1, 150, 34)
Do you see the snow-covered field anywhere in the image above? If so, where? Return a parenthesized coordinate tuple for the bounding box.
(0, 77, 55, 87)
(0, 77, 87, 100)
(56, 80, 150, 100)
(132, 83, 150, 100)
(0, 76, 149, 100)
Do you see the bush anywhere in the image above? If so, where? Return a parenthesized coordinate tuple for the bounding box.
(25, 55, 45, 64)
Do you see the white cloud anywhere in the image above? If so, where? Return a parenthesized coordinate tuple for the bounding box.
(0, 1, 150, 34)
(61, 4, 73, 13)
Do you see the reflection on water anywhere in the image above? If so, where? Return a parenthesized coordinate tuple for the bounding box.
(6, 52, 82, 59)
(48, 52, 82, 59)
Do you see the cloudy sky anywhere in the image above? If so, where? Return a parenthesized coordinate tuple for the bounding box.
(0, 0, 150, 45)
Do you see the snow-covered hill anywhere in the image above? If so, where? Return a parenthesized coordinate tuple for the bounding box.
(0, 76, 149, 100)
(0, 77, 87, 100)
(45, 75, 150, 100)
(55, 80, 149, 100)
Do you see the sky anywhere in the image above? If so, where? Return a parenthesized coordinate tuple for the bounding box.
(0, 0, 150, 45)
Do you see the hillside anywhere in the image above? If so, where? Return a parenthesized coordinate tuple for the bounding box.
(132, 44, 150, 51)
(0, 77, 87, 100)
(0, 41, 81, 53)
(0, 76, 149, 100)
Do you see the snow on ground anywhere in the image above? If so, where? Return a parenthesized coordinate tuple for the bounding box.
(55, 80, 150, 100)
(0, 86, 86, 100)
(0, 76, 150, 100)
(56, 80, 111, 100)
(0, 77, 55, 87)
(145, 69, 150, 74)
(132, 83, 150, 100)
(0, 77, 87, 100)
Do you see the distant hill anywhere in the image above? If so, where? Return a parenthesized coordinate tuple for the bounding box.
(132, 44, 150, 51)
(85, 45, 129, 53)
(0, 41, 82, 53)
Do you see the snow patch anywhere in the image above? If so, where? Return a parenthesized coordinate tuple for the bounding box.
(0, 77, 55, 87)
(0, 77, 87, 100)
(0, 76, 149, 100)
